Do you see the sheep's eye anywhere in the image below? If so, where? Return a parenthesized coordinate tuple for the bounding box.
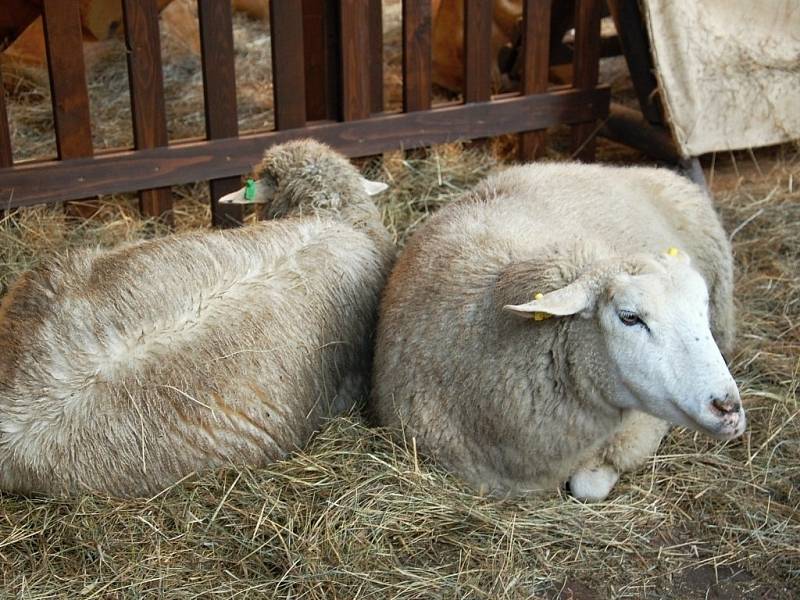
(618, 310, 642, 327)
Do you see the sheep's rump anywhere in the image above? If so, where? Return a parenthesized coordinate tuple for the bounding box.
(0, 219, 385, 496)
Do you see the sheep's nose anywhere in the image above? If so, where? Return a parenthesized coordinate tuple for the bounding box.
(711, 393, 741, 415)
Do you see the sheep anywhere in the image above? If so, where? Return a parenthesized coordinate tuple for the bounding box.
(371, 162, 745, 502)
(0, 139, 393, 497)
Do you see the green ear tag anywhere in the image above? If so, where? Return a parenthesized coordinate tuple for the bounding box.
(244, 178, 256, 201)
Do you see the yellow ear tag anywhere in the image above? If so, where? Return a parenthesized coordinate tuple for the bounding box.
(666, 247, 679, 257)
(532, 292, 552, 321)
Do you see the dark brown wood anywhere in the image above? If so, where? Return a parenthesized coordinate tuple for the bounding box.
(463, 0, 493, 103)
(302, 0, 340, 121)
(570, 0, 602, 161)
(122, 0, 172, 223)
(0, 72, 12, 168)
(606, 0, 663, 124)
(0, 86, 610, 209)
(339, 0, 371, 121)
(1, 0, 43, 49)
(402, 0, 432, 112)
(270, 2, 307, 129)
(601, 103, 678, 162)
(518, 0, 552, 161)
(368, 0, 383, 113)
(41, 0, 92, 160)
(0, 70, 10, 216)
(198, 0, 243, 228)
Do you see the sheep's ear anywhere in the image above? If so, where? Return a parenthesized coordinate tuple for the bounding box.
(661, 246, 691, 265)
(361, 177, 389, 196)
(503, 280, 594, 319)
(218, 180, 275, 204)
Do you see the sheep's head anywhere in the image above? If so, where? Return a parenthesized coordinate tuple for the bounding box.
(504, 250, 745, 440)
(219, 139, 387, 218)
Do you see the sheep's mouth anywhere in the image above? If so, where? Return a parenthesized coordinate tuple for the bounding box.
(673, 401, 746, 440)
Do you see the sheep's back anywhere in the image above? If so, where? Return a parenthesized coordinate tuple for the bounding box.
(380, 162, 732, 349)
(0, 219, 385, 496)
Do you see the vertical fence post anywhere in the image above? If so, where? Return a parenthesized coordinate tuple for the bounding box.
(41, 0, 93, 161)
(518, 0, 552, 161)
(41, 0, 95, 217)
(339, 0, 372, 122)
(271, 3, 307, 130)
(0, 73, 11, 170)
(368, 0, 384, 113)
(302, 0, 341, 121)
(463, 0, 492, 104)
(198, 0, 243, 227)
(0, 71, 11, 217)
(122, 0, 173, 224)
(402, 0, 432, 113)
(570, 0, 601, 161)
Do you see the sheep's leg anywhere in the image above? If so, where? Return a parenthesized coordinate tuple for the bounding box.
(569, 411, 669, 502)
(601, 410, 670, 473)
(569, 461, 619, 502)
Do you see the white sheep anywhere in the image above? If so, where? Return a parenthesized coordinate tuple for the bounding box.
(372, 162, 745, 502)
(0, 140, 392, 497)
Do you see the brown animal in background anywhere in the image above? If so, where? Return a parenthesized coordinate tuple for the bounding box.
(1, 0, 267, 67)
(431, 0, 523, 93)
(0, 140, 393, 498)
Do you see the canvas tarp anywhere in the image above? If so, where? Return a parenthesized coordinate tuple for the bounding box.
(641, 0, 800, 157)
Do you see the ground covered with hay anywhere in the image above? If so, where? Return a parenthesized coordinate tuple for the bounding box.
(1, 143, 798, 599)
(2, 4, 800, 599)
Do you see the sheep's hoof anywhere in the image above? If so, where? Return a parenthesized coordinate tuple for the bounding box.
(569, 464, 619, 502)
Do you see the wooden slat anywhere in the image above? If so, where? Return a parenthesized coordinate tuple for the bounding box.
(302, 0, 340, 120)
(402, 0, 432, 112)
(198, 0, 242, 228)
(0, 71, 11, 168)
(122, 0, 172, 223)
(0, 86, 610, 209)
(0, 70, 10, 216)
(270, 2, 307, 129)
(606, 0, 663, 124)
(339, 0, 372, 121)
(518, 0, 552, 161)
(601, 103, 678, 162)
(570, 0, 602, 161)
(463, 0, 492, 103)
(41, 0, 92, 160)
(368, 0, 383, 113)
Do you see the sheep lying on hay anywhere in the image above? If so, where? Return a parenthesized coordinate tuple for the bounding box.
(0, 139, 392, 498)
(372, 162, 746, 502)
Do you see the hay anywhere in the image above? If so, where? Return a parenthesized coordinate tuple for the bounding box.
(1, 3, 799, 598)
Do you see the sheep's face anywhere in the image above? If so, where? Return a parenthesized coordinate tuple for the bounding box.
(598, 259, 744, 440)
(217, 140, 388, 212)
(504, 252, 745, 440)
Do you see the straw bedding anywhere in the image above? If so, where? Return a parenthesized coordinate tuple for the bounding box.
(0, 3, 798, 598)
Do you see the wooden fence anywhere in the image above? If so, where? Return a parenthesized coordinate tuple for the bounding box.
(0, 0, 609, 227)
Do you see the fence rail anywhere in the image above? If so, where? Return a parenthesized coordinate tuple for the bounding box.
(0, 0, 609, 225)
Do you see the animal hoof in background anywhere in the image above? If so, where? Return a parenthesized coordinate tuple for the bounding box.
(569, 464, 619, 502)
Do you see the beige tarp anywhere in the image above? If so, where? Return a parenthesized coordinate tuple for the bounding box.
(641, 0, 800, 157)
